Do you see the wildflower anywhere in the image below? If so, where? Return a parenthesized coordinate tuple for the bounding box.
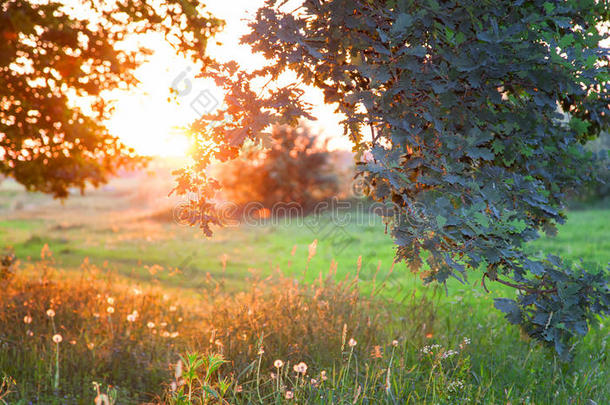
(392, 339, 399, 347)
(169, 305, 177, 312)
(441, 349, 459, 359)
(52, 334, 62, 343)
(285, 390, 294, 400)
(70, 340, 76, 345)
(107, 297, 115, 305)
(310, 378, 318, 387)
(23, 315, 32, 324)
(258, 346, 265, 356)
(215, 339, 224, 347)
(132, 288, 142, 295)
(87, 343, 95, 350)
(93, 313, 100, 319)
(160, 321, 168, 327)
(274, 359, 284, 368)
(27, 330, 34, 337)
(447, 380, 465, 393)
(348, 338, 357, 348)
(46, 309, 56, 318)
(236, 385, 243, 393)
(294, 362, 308, 374)
(127, 313, 137, 322)
(371, 345, 382, 358)
(161, 331, 170, 338)
(421, 344, 441, 354)
(106, 306, 114, 314)
(170, 332, 179, 338)
(459, 337, 471, 350)
(147, 322, 155, 329)
(320, 370, 327, 381)
(425, 333, 434, 339)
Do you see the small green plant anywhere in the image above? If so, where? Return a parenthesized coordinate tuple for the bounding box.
(166, 353, 230, 404)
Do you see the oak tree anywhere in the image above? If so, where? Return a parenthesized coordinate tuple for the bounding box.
(176, 0, 609, 357)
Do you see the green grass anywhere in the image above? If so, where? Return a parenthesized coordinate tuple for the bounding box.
(0, 180, 608, 404)
(2, 208, 607, 293)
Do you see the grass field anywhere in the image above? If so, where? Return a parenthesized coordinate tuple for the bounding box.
(0, 172, 608, 404)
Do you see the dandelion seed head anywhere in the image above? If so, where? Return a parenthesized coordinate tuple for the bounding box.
(295, 362, 308, 374)
(285, 390, 294, 399)
(106, 306, 115, 314)
(348, 338, 357, 347)
(52, 334, 62, 343)
(147, 322, 155, 329)
(274, 359, 284, 368)
(46, 309, 55, 318)
(23, 315, 32, 324)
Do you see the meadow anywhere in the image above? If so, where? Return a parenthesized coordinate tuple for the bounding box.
(0, 170, 608, 404)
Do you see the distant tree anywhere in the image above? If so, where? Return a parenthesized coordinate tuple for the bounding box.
(174, 1, 610, 357)
(0, 0, 222, 197)
(216, 125, 339, 212)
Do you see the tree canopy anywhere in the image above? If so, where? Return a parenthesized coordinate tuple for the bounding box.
(175, 0, 610, 357)
(0, 0, 222, 197)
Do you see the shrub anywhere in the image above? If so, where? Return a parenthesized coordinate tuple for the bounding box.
(215, 126, 339, 213)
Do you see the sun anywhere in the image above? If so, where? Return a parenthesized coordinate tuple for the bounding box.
(104, 39, 198, 159)
(104, 0, 350, 158)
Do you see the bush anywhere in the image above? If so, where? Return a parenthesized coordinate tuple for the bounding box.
(216, 126, 339, 213)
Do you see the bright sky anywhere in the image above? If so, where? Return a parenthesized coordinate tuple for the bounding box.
(105, 0, 347, 158)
